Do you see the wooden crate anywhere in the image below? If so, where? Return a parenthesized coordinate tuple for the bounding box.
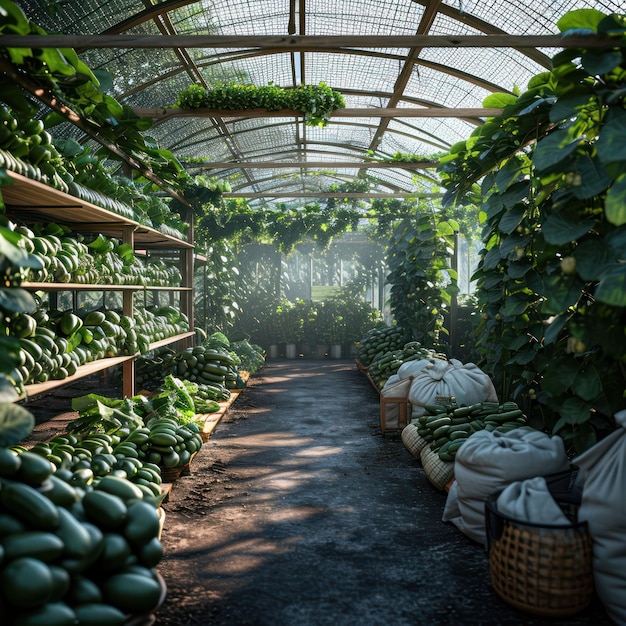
(379, 395, 411, 435)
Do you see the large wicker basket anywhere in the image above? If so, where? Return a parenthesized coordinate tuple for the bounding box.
(485, 474, 593, 617)
(401, 424, 429, 459)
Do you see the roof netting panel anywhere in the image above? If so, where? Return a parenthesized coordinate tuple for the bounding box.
(9, 0, 626, 205)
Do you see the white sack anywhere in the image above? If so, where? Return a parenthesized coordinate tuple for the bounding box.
(408, 358, 498, 409)
(380, 374, 413, 430)
(574, 410, 626, 626)
(496, 476, 570, 526)
(442, 427, 570, 545)
(397, 358, 435, 380)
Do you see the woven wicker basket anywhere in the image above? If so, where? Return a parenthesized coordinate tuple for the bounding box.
(420, 444, 455, 490)
(401, 424, 429, 459)
(485, 489, 593, 617)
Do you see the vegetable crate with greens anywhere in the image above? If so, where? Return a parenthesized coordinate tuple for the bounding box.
(0, 403, 165, 624)
(62, 375, 209, 475)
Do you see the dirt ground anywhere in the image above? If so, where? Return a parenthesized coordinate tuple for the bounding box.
(18, 360, 615, 626)
(152, 360, 613, 626)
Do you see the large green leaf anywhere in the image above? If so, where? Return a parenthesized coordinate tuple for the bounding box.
(596, 111, 626, 164)
(505, 348, 537, 365)
(574, 238, 615, 281)
(555, 396, 594, 425)
(573, 365, 603, 402)
(532, 128, 583, 173)
(571, 154, 612, 199)
(541, 211, 595, 245)
(549, 95, 593, 123)
(595, 263, 626, 306)
(501, 293, 532, 317)
(0, 287, 37, 314)
(557, 8, 606, 32)
(0, 402, 34, 446)
(544, 313, 568, 345)
(498, 206, 526, 234)
(581, 49, 623, 76)
(605, 173, 626, 226)
(482, 92, 518, 108)
(538, 275, 582, 314)
(541, 358, 581, 394)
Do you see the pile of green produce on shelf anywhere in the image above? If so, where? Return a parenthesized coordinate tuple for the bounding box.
(366, 341, 448, 389)
(0, 403, 165, 623)
(355, 326, 412, 367)
(163, 344, 246, 389)
(9, 305, 189, 392)
(202, 330, 266, 375)
(15, 222, 182, 287)
(414, 401, 528, 462)
(0, 93, 189, 240)
(58, 375, 206, 473)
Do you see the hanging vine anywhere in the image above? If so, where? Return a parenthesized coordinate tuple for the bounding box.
(438, 8, 626, 452)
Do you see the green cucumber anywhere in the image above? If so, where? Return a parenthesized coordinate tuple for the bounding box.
(0, 479, 59, 530)
(2, 531, 65, 562)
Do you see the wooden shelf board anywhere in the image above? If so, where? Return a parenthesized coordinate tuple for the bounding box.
(22, 282, 192, 292)
(149, 331, 195, 351)
(20, 355, 134, 401)
(3, 171, 192, 249)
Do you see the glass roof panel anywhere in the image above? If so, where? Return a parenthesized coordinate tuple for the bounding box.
(9, 0, 626, 206)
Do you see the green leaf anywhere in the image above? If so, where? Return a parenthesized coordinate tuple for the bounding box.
(482, 92, 518, 108)
(0, 287, 37, 314)
(557, 9, 606, 33)
(581, 49, 623, 76)
(570, 154, 612, 199)
(498, 206, 526, 234)
(541, 211, 595, 245)
(541, 358, 580, 394)
(596, 111, 626, 165)
(0, 403, 34, 446)
(532, 128, 583, 173)
(556, 396, 593, 424)
(595, 263, 626, 306)
(549, 95, 592, 123)
(505, 349, 537, 365)
(500, 293, 532, 317)
(605, 173, 626, 226)
(573, 365, 603, 402)
(544, 313, 568, 345)
(537, 275, 581, 315)
(575, 238, 616, 281)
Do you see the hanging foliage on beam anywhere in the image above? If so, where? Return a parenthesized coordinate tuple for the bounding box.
(173, 82, 346, 127)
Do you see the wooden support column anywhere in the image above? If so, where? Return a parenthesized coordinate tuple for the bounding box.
(122, 225, 136, 397)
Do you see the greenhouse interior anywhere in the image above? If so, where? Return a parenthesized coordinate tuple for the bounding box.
(0, 0, 625, 624)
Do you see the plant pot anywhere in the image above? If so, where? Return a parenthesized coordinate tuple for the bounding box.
(330, 344, 342, 359)
(285, 343, 297, 359)
(315, 344, 329, 358)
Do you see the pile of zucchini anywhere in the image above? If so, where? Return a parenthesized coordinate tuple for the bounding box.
(164, 345, 244, 390)
(0, 445, 164, 624)
(367, 341, 445, 390)
(9, 304, 189, 392)
(355, 326, 410, 366)
(415, 401, 527, 462)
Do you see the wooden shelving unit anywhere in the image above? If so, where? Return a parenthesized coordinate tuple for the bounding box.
(5, 170, 197, 401)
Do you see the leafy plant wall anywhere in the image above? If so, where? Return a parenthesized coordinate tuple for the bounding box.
(439, 8, 626, 452)
(386, 212, 459, 352)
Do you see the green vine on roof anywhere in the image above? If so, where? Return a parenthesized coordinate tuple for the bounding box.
(173, 82, 346, 127)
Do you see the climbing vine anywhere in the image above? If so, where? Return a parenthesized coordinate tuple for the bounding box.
(438, 8, 626, 452)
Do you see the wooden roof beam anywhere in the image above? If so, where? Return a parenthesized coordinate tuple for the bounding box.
(0, 34, 615, 50)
